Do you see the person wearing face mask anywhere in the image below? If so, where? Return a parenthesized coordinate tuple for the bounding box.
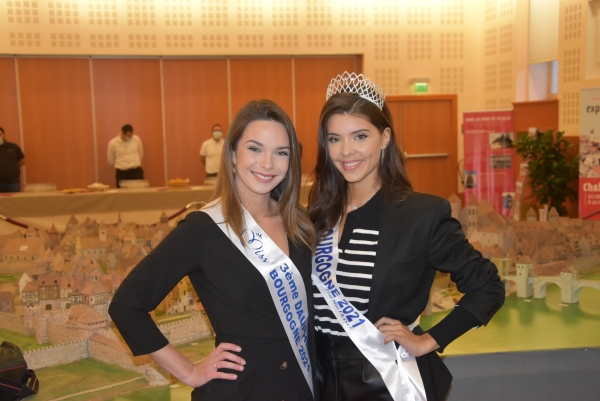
(107, 124, 144, 188)
(200, 124, 225, 185)
(0, 127, 25, 193)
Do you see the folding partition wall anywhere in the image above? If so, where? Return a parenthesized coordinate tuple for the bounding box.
(0, 55, 358, 188)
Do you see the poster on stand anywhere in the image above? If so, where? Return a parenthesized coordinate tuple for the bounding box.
(579, 88, 600, 220)
(463, 110, 515, 217)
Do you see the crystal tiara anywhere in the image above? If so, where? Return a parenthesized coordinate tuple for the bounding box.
(326, 72, 386, 109)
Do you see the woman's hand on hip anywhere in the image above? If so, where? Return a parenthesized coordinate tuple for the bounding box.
(186, 342, 246, 387)
(149, 342, 245, 388)
(374, 317, 439, 357)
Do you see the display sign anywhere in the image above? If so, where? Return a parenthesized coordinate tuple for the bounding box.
(579, 88, 600, 219)
(463, 110, 516, 217)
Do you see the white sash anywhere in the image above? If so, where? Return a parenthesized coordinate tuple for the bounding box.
(312, 225, 426, 401)
(203, 200, 313, 396)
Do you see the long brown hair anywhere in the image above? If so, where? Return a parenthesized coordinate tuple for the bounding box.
(212, 99, 314, 249)
(309, 92, 413, 242)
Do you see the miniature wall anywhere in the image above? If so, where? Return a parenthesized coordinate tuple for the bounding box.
(0, 311, 31, 336)
(23, 339, 89, 370)
(30, 308, 71, 344)
(571, 254, 600, 273)
(158, 310, 212, 346)
(20, 333, 173, 385)
(21, 310, 211, 380)
(47, 319, 89, 344)
(33, 314, 49, 344)
(88, 335, 169, 386)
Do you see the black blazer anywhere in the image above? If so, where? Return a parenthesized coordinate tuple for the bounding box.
(366, 193, 505, 400)
(110, 211, 316, 401)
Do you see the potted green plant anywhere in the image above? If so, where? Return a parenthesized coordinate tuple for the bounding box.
(515, 129, 578, 216)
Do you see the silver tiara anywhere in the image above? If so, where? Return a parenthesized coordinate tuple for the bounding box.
(326, 72, 386, 109)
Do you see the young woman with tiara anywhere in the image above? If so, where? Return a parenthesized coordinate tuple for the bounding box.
(110, 99, 316, 400)
(309, 72, 505, 401)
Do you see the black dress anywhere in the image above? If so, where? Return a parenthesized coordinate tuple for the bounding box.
(109, 211, 316, 401)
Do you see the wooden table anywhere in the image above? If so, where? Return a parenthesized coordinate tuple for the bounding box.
(0, 182, 312, 234)
(0, 186, 217, 218)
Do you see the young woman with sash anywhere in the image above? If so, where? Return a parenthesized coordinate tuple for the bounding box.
(309, 73, 505, 401)
(109, 99, 316, 400)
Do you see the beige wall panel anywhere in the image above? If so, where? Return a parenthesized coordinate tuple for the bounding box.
(557, 0, 597, 136)
(229, 58, 294, 120)
(162, 58, 229, 185)
(294, 56, 357, 174)
(530, 0, 560, 64)
(92, 58, 164, 187)
(18, 57, 95, 190)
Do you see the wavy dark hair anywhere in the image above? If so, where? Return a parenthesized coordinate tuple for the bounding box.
(212, 99, 314, 249)
(309, 92, 413, 243)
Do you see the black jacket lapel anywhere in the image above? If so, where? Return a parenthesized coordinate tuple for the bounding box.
(366, 199, 403, 321)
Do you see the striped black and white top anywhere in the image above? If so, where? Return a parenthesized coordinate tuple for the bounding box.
(314, 191, 383, 336)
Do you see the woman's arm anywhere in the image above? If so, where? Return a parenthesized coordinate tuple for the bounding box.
(375, 197, 504, 353)
(109, 212, 248, 388)
(109, 215, 208, 355)
(149, 343, 245, 387)
(424, 198, 505, 351)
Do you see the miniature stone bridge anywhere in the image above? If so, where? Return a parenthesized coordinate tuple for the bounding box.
(504, 268, 600, 304)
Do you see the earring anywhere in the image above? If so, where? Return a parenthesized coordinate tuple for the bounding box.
(233, 162, 236, 174)
(380, 149, 384, 164)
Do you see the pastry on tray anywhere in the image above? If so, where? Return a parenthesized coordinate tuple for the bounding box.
(87, 183, 110, 191)
(167, 178, 190, 187)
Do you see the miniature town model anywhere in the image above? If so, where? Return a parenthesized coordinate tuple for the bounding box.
(456, 194, 600, 303)
(0, 212, 212, 387)
(424, 193, 600, 315)
(1, 196, 599, 397)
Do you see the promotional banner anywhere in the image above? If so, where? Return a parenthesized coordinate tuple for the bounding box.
(463, 110, 516, 217)
(579, 88, 600, 220)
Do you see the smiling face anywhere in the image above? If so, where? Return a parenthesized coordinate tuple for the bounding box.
(232, 120, 291, 203)
(326, 113, 390, 189)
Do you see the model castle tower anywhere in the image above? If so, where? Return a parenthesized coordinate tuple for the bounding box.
(448, 194, 462, 220)
(516, 256, 534, 298)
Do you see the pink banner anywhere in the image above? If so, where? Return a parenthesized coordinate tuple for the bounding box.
(579, 88, 600, 220)
(463, 110, 516, 217)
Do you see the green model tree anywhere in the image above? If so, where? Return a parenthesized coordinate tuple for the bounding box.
(515, 129, 578, 216)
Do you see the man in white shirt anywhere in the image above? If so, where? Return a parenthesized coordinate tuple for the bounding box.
(107, 124, 144, 188)
(199, 123, 224, 185)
